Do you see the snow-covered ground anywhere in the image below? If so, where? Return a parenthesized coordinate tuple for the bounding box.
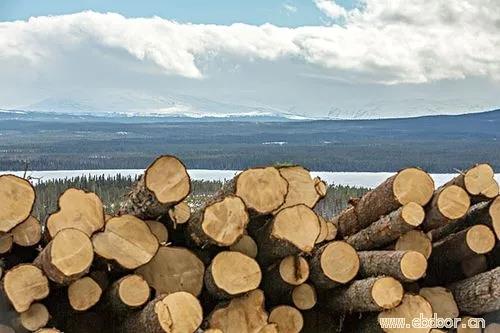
(1, 169, 499, 189)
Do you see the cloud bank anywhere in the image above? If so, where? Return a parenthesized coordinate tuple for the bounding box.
(0, 0, 499, 117)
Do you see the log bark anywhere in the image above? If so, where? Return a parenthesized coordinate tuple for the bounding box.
(121, 292, 203, 333)
(422, 185, 471, 231)
(254, 204, 320, 265)
(333, 168, 434, 237)
(301, 310, 342, 333)
(443, 164, 498, 202)
(204, 251, 261, 299)
(92, 215, 158, 270)
(308, 241, 359, 289)
(346, 203, 425, 250)
(268, 305, 304, 333)
(120, 155, 191, 219)
(323, 276, 404, 312)
(358, 250, 428, 282)
(186, 195, 249, 247)
(135, 246, 205, 296)
(67, 276, 103, 311)
(448, 267, 500, 315)
(274, 166, 326, 212)
(0, 175, 36, 233)
(34, 228, 93, 285)
(45, 188, 105, 238)
(218, 167, 288, 215)
(208, 289, 269, 333)
(3, 264, 49, 312)
(395, 230, 433, 259)
(428, 197, 500, 242)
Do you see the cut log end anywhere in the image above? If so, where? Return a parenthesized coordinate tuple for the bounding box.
(50, 228, 94, 277)
(168, 201, 191, 225)
(489, 197, 500, 240)
(136, 246, 205, 296)
(437, 185, 471, 220)
(325, 221, 338, 241)
(400, 251, 428, 281)
(201, 196, 249, 246)
(229, 234, 258, 258)
(0, 175, 36, 233)
(320, 241, 359, 284)
(19, 303, 50, 331)
(402, 202, 425, 227)
(466, 224, 495, 254)
(419, 287, 459, 320)
(145, 220, 169, 244)
(396, 230, 433, 259)
(292, 283, 317, 310)
(154, 292, 203, 333)
(236, 167, 288, 214)
(46, 188, 105, 238)
(276, 166, 324, 211)
(118, 275, 150, 307)
(145, 155, 190, 205)
(4, 264, 49, 312)
(378, 294, 433, 333)
(485, 323, 500, 333)
(0, 232, 13, 254)
(272, 204, 320, 253)
(279, 255, 310, 285)
(12, 216, 42, 247)
(315, 216, 329, 244)
(92, 215, 158, 269)
(456, 317, 483, 333)
(35, 329, 61, 333)
(393, 168, 435, 206)
(268, 305, 304, 333)
(68, 276, 102, 311)
(464, 164, 498, 198)
(258, 324, 279, 333)
(371, 277, 404, 310)
(209, 251, 261, 296)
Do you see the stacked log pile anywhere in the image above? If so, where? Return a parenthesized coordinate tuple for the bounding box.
(0, 157, 499, 332)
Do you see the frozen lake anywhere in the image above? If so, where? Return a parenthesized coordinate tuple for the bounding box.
(1, 169, 499, 189)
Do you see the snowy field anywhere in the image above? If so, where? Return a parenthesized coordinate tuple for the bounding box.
(1, 169, 499, 189)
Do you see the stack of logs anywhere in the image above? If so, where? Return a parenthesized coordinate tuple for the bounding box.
(0, 155, 499, 333)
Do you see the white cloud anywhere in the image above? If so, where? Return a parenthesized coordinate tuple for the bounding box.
(313, 0, 347, 18)
(0, 1, 499, 117)
(283, 4, 298, 14)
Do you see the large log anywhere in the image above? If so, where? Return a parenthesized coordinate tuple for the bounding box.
(46, 188, 105, 238)
(122, 292, 203, 333)
(448, 267, 500, 315)
(308, 241, 359, 289)
(186, 196, 249, 247)
(34, 228, 93, 285)
(431, 225, 496, 265)
(274, 166, 326, 212)
(429, 197, 500, 242)
(120, 155, 191, 219)
(254, 204, 320, 265)
(0, 175, 36, 233)
(443, 164, 498, 202)
(3, 264, 49, 312)
(268, 305, 304, 333)
(323, 276, 404, 312)
(135, 246, 205, 296)
(92, 215, 158, 270)
(422, 185, 471, 231)
(333, 168, 434, 237)
(208, 289, 269, 333)
(358, 250, 427, 282)
(204, 251, 262, 299)
(219, 167, 288, 215)
(67, 276, 103, 311)
(419, 287, 459, 321)
(347, 203, 425, 250)
(395, 230, 433, 259)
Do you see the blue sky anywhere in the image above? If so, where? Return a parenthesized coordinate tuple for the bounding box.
(0, 0, 356, 26)
(0, 0, 499, 119)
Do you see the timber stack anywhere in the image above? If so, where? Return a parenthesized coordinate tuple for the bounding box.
(0, 157, 499, 333)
